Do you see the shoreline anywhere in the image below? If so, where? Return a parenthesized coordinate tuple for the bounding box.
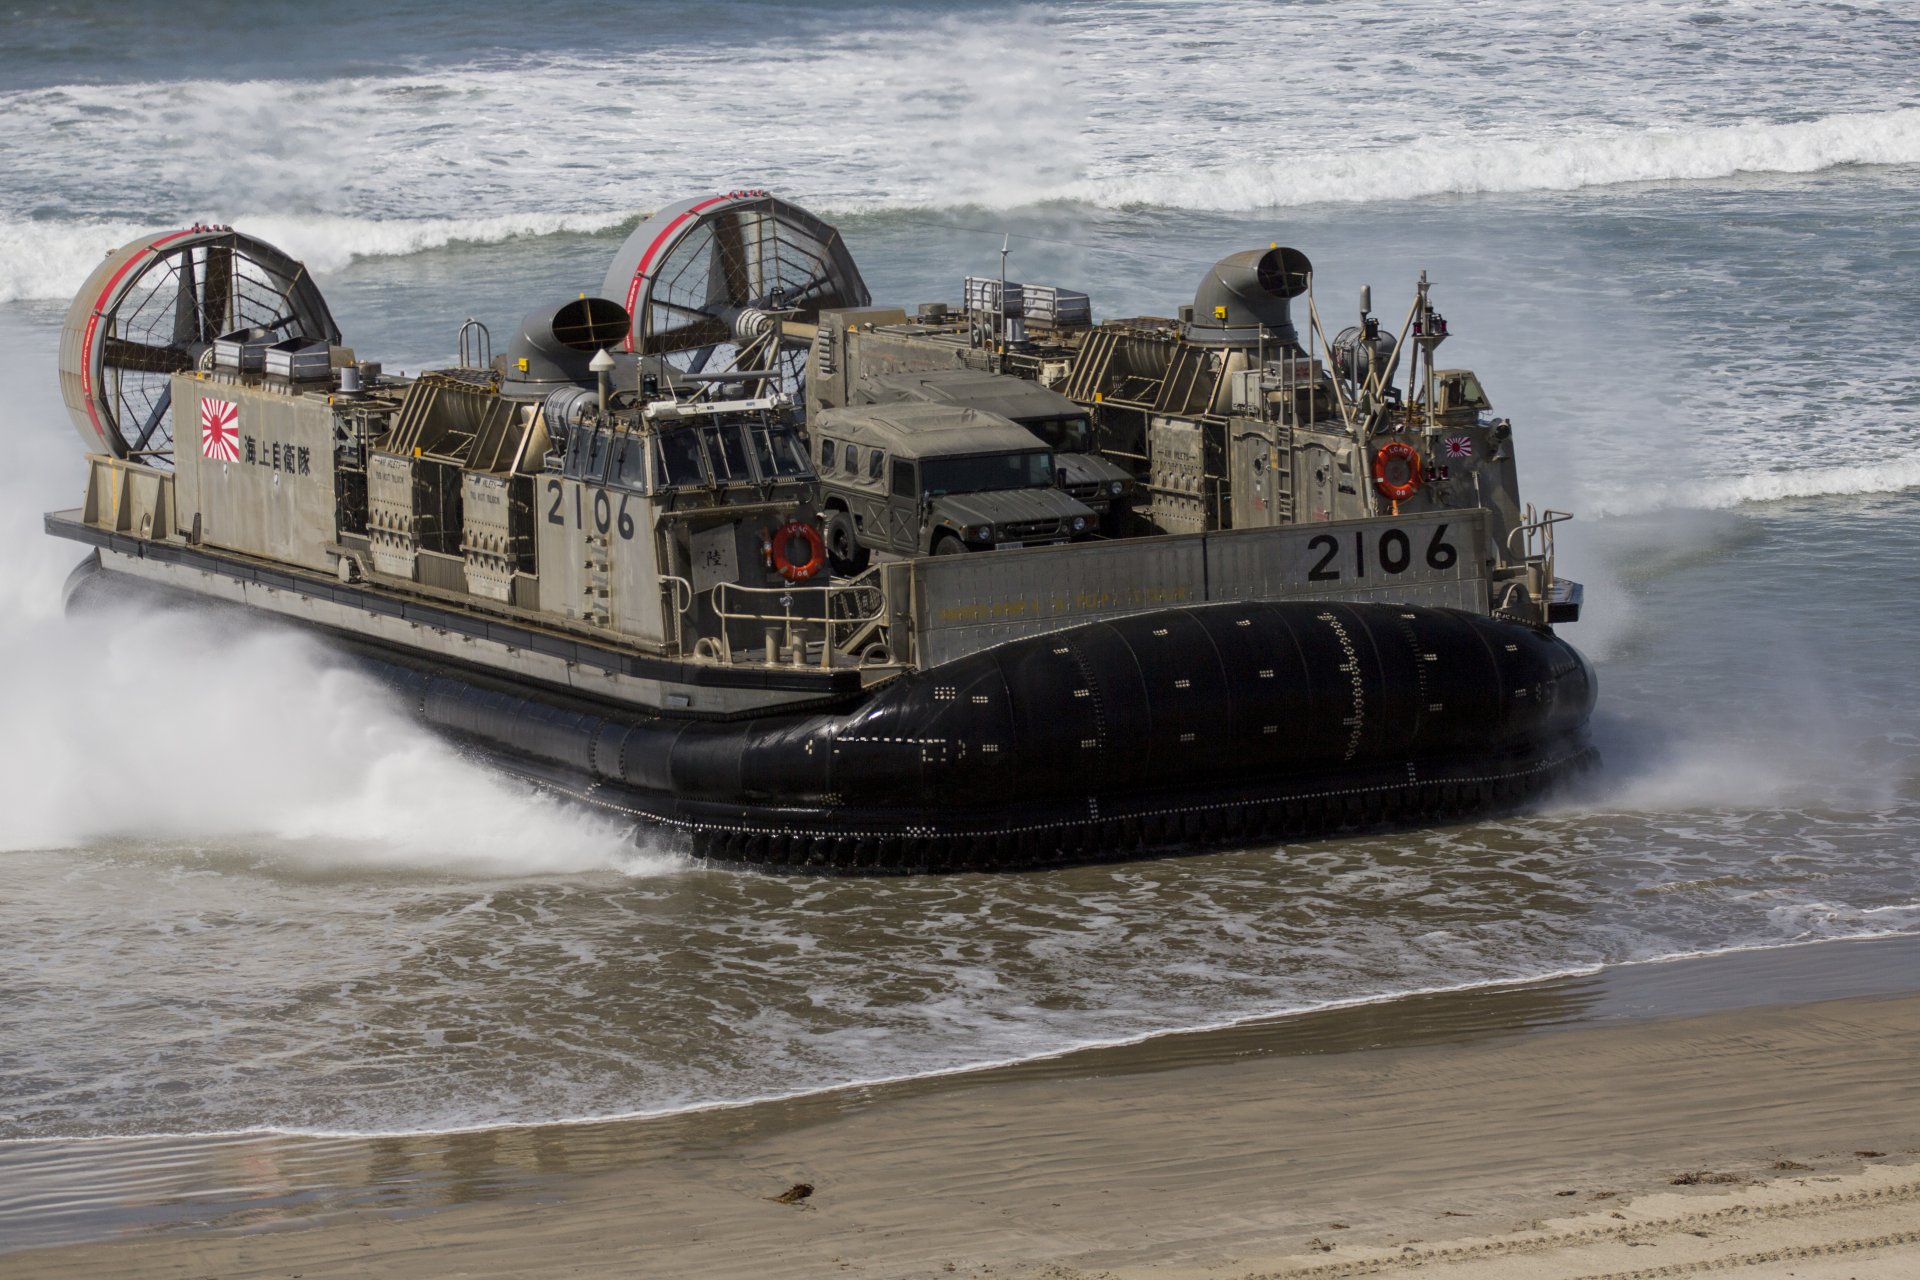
(7, 931, 1920, 1277)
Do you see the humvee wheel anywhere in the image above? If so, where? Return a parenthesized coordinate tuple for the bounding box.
(825, 510, 870, 576)
(931, 532, 968, 555)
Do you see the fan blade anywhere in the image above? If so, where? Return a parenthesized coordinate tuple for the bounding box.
(646, 296, 726, 322)
(101, 337, 194, 374)
(708, 212, 755, 309)
(130, 384, 174, 452)
(645, 316, 730, 355)
(202, 242, 232, 342)
(172, 254, 200, 346)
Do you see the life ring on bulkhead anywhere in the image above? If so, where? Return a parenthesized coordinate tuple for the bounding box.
(765, 520, 827, 582)
(1372, 441, 1423, 503)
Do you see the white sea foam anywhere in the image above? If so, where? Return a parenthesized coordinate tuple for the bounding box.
(7, 103, 1915, 306)
(1077, 108, 1920, 212)
(4, 0, 1918, 302)
(0, 603, 662, 874)
(0, 210, 640, 305)
(0, 315, 662, 876)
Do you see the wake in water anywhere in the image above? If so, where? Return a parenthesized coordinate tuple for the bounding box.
(0, 599, 659, 873)
(1583, 456, 1920, 519)
(0, 318, 661, 876)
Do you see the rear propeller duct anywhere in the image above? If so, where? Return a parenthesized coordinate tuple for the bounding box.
(601, 192, 868, 401)
(58, 227, 339, 464)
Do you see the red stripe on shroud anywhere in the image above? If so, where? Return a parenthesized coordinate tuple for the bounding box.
(621, 195, 738, 351)
(80, 229, 201, 446)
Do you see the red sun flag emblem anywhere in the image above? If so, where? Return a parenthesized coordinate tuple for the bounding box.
(201, 397, 240, 461)
(1443, 435, 1474, 459)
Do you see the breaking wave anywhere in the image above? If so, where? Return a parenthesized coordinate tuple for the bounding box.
(7, 105, 1916, 305)
(6, 0, 1919, 306)
(1078, 108, 1920, 212)
(0, 210, 642, 305)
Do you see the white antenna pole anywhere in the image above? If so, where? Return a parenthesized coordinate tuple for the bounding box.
(997, 234, 1010, 374)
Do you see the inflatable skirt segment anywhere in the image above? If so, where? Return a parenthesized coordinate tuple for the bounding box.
(366, 598, 1597, 873)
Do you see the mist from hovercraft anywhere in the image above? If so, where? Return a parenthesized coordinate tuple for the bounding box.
(3, 0, 1920, 1153)
(0, 308, 656, 869)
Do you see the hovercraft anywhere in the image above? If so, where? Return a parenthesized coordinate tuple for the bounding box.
(47, 194, 1594, 872)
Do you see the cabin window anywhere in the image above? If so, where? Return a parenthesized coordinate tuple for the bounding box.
(843, 444, 860, 475)
(700, 423, 752, 483)
(652, 429, 708, 487)
(751, 426, 811, 480)
(820, 439, 836, 470)
(891, 459, 916, 498)
(868, 450, 885, 481)
(565, 425, 614, 482)
(606, 435, 634, 487)
(612, 433, 656, 489)
(582, 428, 611, 482)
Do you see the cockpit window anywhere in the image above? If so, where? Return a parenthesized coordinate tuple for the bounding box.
(607, 434, 641, 489)
(700, 423, 753, 484)
(652, 428, 707, 487)
(751, 426, 812, 479)
(563, 425, 615, 482)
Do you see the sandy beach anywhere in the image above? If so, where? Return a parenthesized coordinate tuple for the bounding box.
(6, 936, 1919, 1279)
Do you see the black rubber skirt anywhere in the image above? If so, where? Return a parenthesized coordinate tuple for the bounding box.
(370, 597, 1597, 873)
(67, 554, 1597, 874)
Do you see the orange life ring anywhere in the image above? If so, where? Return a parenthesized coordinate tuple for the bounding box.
(1372, 441, 1423, 503)
(765, 520, 827, 582)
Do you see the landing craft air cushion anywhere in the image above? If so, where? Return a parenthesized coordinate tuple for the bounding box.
(46, 193, 1595, 873)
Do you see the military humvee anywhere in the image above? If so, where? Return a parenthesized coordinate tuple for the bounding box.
(808, 402, 1097, 573)
(854, 368, 1136, 529)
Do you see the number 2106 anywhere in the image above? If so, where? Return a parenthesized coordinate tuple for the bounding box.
(1306, 524, 1456, 582)
(545, 479, 636, 540)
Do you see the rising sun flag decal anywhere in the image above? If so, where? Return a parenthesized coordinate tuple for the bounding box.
(200, 396, 240, 462)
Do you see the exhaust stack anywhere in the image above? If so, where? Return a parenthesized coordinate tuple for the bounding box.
(1185, 246, 1311, 348)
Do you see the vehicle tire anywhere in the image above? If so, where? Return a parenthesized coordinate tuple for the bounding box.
(931, 532, 968, 555)
(824, 509, 870, 576)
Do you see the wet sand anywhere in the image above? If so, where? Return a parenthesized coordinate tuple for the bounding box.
(7, 935, 1920, 1278)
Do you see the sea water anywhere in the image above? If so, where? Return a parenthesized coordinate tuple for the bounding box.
(2, 0, 1918, 1207)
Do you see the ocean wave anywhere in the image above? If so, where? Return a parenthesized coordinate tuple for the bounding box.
(0, 209, 640, 304)
(4, 0, 1915, 301)
(7, 102, 1915, 307)
(1070, 108, 1920, 212)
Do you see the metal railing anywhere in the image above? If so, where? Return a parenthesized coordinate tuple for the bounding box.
(456, 318, 492, 370)
(1505, 504, 1574, 604)
(706, 568, 896, 669)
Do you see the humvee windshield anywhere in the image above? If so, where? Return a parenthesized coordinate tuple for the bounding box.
(1022, 415, 1091, 453)
(922, 451, 1054, 497)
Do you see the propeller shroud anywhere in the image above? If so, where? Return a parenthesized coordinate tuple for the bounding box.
(58, 227, 339, 464)
(600, 192, 868, 402)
